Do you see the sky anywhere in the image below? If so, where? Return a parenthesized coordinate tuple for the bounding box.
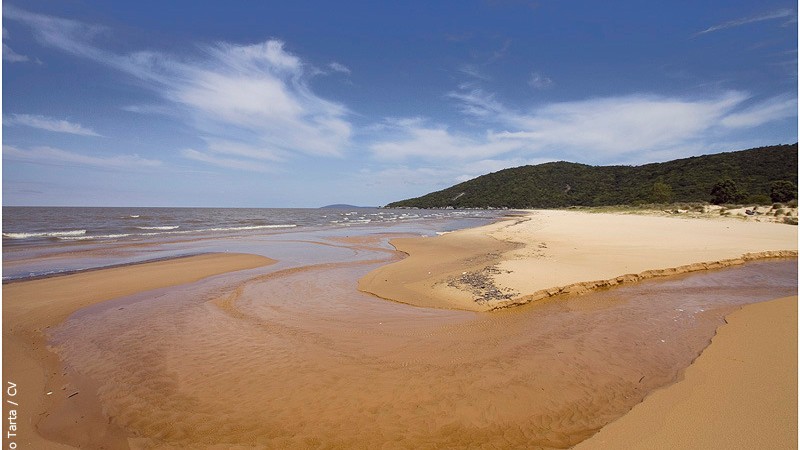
(2, 0, 797, 207)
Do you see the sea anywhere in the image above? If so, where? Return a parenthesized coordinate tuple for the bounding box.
(2, 206, 506, 281)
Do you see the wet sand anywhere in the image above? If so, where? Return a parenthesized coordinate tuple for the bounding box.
(577, 295, 797, 450)
(2, 253, 275, 449)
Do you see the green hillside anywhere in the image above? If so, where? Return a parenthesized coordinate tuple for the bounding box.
(386, 144, 798, 208)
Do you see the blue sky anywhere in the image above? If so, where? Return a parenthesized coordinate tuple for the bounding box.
(3, 1, 797, 207)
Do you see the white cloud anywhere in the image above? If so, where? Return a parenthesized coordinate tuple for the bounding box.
(720, 94, 798, 128)
(492, 92, 749, 157)
(6, 6, 352, 170)
(4, 114, 102, 136)
(3, 145, 162, 169)
(528, 71, 553, 89)
(3, 27, 33, 62)
(696, 8, 796, 35)
(328, 62, 351, 74)
(121, 104, 177, 116)
(369, 119, 521, 161)
(447, 88, 506, 118)
(181, 149, 274, 172)
(358, 156, 553, 198)
(444, 88, 794, 163)
(3, 43, 30, 62)
(459, 64, 491, 81)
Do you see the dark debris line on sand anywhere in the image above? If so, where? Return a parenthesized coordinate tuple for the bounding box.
(448, 266, 519, 304)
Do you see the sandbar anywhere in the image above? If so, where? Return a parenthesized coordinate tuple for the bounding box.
(2, 253, 275, 449)
(360, 209, 798, 311)
(575, 295, 798, 449)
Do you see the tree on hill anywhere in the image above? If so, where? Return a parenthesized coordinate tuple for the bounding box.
(385, 144, 798, 209)
(710, 179, 745, 205)
(650, 181, 673, 203)
(770, 180, 797, 203)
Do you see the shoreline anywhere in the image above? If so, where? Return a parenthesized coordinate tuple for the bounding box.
(2, 251, 220, 284)
(575, 295, 797, 449)
(359, 209, 798, 312)
(2, 253, 275, 449)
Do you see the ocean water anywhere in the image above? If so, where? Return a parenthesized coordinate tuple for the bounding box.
(2, 206, 504, 280)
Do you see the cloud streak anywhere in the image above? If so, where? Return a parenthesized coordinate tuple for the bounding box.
(3, 145, 162, 169)
(3, 43, 30, 62)
(696, 8, 795, 35)
(380, 88, 797, 168)
(3, 27, 34, 62)
(5, 6, 352, 171)
(528, 71, 553, 89)
(4, 114, 102, 136)
(328, 62, 351, 74)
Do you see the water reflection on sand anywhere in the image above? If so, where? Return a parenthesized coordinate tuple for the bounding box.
(50, 230, 797, 448)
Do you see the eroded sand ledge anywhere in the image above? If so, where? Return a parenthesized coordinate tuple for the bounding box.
(2, 253, 275, 449)
(359, 209, 798, 312)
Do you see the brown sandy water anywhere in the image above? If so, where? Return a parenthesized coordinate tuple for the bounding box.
(47, 233, 797, 449)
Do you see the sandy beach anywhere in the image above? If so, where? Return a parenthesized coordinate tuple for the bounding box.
(360, 209, 797, 311)
(2, 210, 797, 448)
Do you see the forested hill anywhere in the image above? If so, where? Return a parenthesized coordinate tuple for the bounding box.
(386, 144, 798, 208)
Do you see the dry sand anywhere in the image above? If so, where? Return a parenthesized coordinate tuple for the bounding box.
(575, 295, 798, 450)
(2, 253, 275, 449)
(360, 209, 798, 311)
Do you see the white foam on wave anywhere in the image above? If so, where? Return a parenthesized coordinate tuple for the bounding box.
(59, 233, 131, 241)
(203, 224, 297, 232)
(140, 224, 298, 236)
(3, 230, 87, 239)
(136, 226, 180, 230)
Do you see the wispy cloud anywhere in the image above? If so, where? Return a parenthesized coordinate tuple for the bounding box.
(488, 92, 751, 158)
(458, 64, 491, 81)
(369, 117, 521, 162)
(328, 61, 351, 74)
(528, 71, 553, 89)
(720, 94, 798, 128)
(181, 149, 274, 172)
(5, 6, 352, 172)
(443, 88, 794, 164)
(489, 39, 512, 62)
(367, 84, 796, 190)
(4, 113, 102, 136)
(3, 43, 30, 62)
(3, 145, 162, 169)
(3, 27, 34, 63)
(696, 8, 796, 35)
(446, 88, 506, 117)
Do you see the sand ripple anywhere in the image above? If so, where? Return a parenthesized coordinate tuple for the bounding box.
(48, 236, 797, 449)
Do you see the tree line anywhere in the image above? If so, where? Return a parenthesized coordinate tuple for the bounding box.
(387, 144, 798, 208)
